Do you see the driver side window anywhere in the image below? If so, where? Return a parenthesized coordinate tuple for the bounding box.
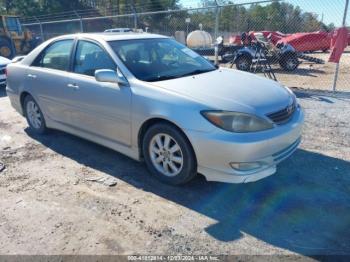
(73, 40, 116, 77)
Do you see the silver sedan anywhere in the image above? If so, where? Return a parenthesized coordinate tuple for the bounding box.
(6, 33, 304, 185)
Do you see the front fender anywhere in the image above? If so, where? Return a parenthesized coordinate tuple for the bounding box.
(129, 81, 216, 148)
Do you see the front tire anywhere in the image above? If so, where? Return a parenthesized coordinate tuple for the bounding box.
(280, 53, 299, 71)
(142, 123, 197, 185)
(235, 55, 252, 71)
(24, 95, 47, 134)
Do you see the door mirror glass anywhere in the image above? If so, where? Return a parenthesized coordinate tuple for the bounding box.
(95, 69, 128, 86)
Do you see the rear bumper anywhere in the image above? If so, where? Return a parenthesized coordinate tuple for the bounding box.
(185, 106, 304, 183)
(6, 86, 23, 115)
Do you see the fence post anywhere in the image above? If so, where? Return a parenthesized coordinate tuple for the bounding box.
(74, 11, 84, 33)
(130, 1, 138, 30)
(134, 13, 138, 30)
(332, 0, 349, 92)
(34, 16, 44, 41)
(214, 1, 220, 65)
(214, 5, 219, 40)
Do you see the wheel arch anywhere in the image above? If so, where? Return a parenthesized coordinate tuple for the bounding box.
(137, 117, 197, 164)
(236, 51, 252, 59)
(19, 91, 32, 116)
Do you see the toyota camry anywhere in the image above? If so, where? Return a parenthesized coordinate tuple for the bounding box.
(6, 33, 304, 185)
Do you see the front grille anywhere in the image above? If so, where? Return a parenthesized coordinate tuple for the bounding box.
(0, 68, 5, 75)
(267, 101, 296, 125)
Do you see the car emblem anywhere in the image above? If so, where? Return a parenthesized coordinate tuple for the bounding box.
(287, 105, 293, 115)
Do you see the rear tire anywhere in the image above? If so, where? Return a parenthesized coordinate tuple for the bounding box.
(24, 95, 48, 135)
(142, 123, 197, 185)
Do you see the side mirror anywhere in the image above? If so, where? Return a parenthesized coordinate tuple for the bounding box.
(95, 69, 128, 86)
(12, 56, 25, 63)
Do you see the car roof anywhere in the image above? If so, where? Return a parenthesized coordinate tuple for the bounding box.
(19, 32, 170, 66)
(105, 28, 132, 31)
(54, 32, 168, 42)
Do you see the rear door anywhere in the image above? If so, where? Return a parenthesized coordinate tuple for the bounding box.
(66, 39, 132, 146)
(26, 39, 75, 124)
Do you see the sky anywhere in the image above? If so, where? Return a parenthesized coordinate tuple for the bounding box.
(180, 0, 349, 27)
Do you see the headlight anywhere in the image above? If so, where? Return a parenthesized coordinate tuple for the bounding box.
(201, 111, 273, 133)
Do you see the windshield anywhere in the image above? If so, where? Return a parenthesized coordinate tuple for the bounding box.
(108, 38, 216, 82)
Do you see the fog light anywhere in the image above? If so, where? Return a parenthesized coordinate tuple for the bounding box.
(229, 162, 262, 171)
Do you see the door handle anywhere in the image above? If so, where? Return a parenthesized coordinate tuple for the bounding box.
(67, 83, 79, 90)
(27, 74, 37, 79)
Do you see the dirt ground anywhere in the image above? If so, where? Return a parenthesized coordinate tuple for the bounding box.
(221, 49, 350, 92)
(0, 86, 350, 257)
(276, 51, 350, 91)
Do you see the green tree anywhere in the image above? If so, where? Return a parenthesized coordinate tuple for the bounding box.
(0, 0, 326, 35)
(0, 0, 40, 16)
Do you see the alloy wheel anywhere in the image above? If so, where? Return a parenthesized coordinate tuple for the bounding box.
(149, 133, 184, 177)
(26, 100, 42, 129)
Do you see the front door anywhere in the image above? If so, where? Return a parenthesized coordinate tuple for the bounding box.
(67, 40, 132, 146)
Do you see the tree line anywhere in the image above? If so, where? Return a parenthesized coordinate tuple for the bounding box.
(195, 1, 334, 34)
(0, 0, 179, 17)
(0, 0, 334, 34)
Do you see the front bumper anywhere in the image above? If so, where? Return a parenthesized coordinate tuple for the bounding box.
(185, 106, 304, 183)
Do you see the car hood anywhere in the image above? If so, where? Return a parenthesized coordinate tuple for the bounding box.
(150, 68, 293, 115)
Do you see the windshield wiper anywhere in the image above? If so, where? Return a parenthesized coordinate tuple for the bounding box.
(145, 68, 216, 82)
(145, 75, 179, 82)
(178, 68, 216, 78)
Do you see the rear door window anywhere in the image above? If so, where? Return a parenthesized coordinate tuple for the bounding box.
(32, 40, 73, 71)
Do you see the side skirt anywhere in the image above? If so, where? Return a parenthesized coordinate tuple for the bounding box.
(46, 118, 140, 162)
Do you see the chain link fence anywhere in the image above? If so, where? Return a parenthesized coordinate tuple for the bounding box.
(21, 0, 349, 91)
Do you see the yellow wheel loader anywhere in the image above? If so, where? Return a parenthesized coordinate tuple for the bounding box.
(0, 15, 41, 59)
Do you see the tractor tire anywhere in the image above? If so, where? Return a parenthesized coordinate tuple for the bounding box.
(0, 38, 14, 59)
